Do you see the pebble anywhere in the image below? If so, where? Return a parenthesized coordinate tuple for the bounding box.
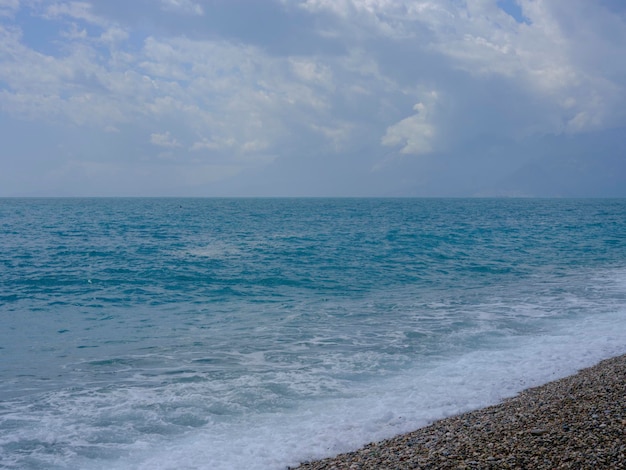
(294, 354, 626, 469)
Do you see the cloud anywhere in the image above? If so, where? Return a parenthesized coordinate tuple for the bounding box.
(44, 1, 110, 27)
(99, 25, 129, 44)
(309, 122, 353, 152)
(5, 0, 604, 148)
(427, 0, 626, 134)
(190, 137, 235, 152)
(302, 0, 626, 139)
(1, 0, 625, 196)
(381, 92, 438, 156)
(0, 0, 19, 17)
(290, 58, 334, 88)
(159, 0, 203, 16)
(150, 131, 181, 148)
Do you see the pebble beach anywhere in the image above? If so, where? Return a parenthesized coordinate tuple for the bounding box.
(294, 354, 626, 469)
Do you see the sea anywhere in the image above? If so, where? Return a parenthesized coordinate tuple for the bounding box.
(1, 198, 625, 469)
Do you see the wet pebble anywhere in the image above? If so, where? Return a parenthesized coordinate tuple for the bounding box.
(295, 355, 626, 469)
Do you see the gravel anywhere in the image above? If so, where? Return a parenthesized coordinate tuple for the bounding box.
(293, 354, 626, 469)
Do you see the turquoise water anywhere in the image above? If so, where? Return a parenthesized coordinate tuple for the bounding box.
(1, 198, 625, 469)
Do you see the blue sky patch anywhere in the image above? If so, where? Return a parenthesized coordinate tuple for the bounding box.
(497, 0, 531, 25)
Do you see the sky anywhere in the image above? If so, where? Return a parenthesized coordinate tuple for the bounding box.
(1, 0, 625, 197)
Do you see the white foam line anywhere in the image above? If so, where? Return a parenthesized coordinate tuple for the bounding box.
(113, 308, 626, 470)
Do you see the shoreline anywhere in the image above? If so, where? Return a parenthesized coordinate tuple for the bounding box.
(293, 354, 626, 469)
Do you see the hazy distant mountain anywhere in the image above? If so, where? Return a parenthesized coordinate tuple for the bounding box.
(477, 128, 626, 197)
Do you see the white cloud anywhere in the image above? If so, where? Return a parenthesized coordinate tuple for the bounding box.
(425, 0, 626, 134)
(150, 131, 182, 148)
(381, 94, 437, 156)
(290, 58, 334, 88)
(299, 0, 418, 39)
(99, 25, 129, 45)
(159, 0, 203, 16)
(59, 23, 88, 40)
(1, 17, 343, 162)
(0, 25, 134, 125)
(2, 0, 625, 196)
(240, 140, 269, 153)
(310, 122, 353, 152)
(190, 137, 235, 152)
(0, 0, 19, 17)
(301, 0, 626, 139)
(4, 1, 623, 147)
(44, 1, 109, 27)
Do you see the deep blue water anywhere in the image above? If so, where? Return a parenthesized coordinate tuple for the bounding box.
(1, 198, 625, 469)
